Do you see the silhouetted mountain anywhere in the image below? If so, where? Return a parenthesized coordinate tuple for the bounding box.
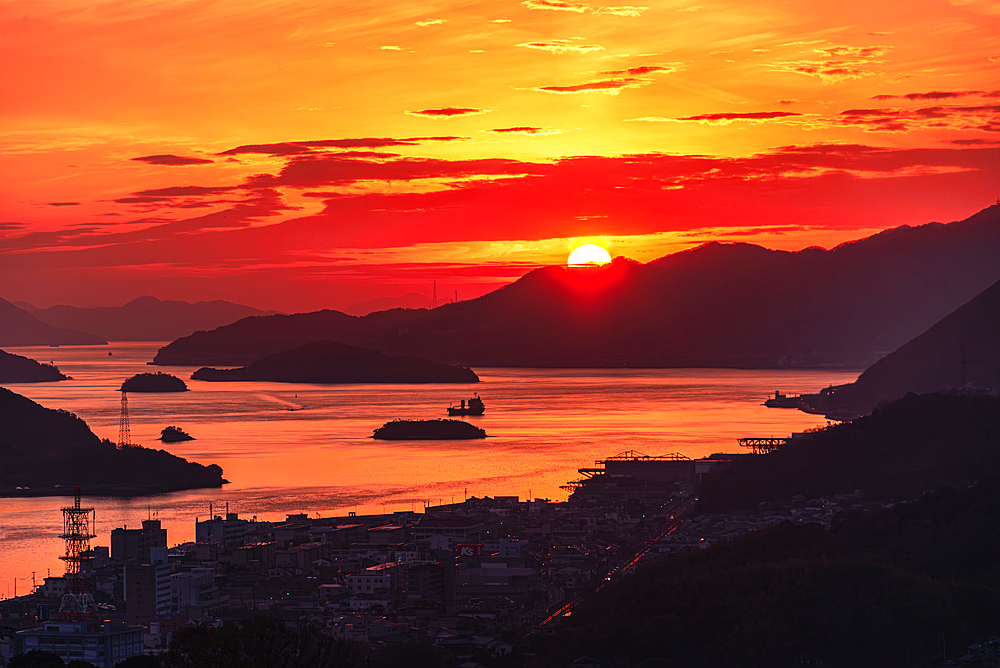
(345, 292, 430, 316)
(0, 349, 69, 383)
(539, 474, 1000, 668)
(20, 296, 276, 342)
(190, 340, 479, 384)
(803, 276, 1000, 415)
(699, 392, 1000, 512)
(0, 297, 106, 347)
(0, 387, 224, 494)
(154, 204, 1000, 369)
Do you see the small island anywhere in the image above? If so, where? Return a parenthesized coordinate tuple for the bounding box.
(0, 349, 70, 383)
(191, 340, 480, 384)
(159, 426, 195, 442)
(0, 387, 224, 496)
(372, 419, 487, 440)
(120, 372, 189, 392)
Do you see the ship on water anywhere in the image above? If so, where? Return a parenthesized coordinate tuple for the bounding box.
(448, 394, 485, 416)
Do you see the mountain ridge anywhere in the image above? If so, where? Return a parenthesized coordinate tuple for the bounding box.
(152, 204, 1000, 369)
(20, 296, 278, 342)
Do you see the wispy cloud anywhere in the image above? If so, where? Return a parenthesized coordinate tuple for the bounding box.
(519, 0, 647, 15)
(486, 126, 562, 135)
(672, 111, 804, 124)
(532, 78, 649, 94)
(873, 90, 987, 101)
(415, 18, 446, 26)
(405, 107, 493, 119)
(816, 45, 892, 58)
(768, 59, 882, 83)
(132, 154, 214, 166)
(599, 63, 683, 76)
(517, 40, 604, 54)
(835, 103, 1000, 133)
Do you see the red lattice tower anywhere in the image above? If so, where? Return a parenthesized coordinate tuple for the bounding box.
(57, 486, 98, 621)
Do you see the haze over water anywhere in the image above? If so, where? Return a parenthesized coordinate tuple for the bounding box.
(0, 342, 856, 597)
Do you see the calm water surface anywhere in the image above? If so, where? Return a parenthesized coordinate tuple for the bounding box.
(0, 342, 858, 596)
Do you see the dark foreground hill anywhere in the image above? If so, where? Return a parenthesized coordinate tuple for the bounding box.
(190, 341, 479, 384)
(0, 297, 105, 347)
(153, 204, 1000, 369)
(0, 387, 224, 495)
(20, 296, 276, 342)
(0, 349, 69, 383)
(799, 276, 1000, 416)
(699, 392, 1000, 513)
(536, 476, 1000, 668)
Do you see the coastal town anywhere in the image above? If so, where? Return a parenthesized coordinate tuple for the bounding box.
(0, 449, 874, 668)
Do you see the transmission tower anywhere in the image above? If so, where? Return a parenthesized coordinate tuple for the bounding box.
(118, 391, 131, 449)
(432, 280, 438, 309)
(57, 486, 98, 622)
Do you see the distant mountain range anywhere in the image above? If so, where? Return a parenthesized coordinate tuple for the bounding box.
(153, 204, 1000, 369)
(0, 297, 106, 347)
(12, 296, 278, 343)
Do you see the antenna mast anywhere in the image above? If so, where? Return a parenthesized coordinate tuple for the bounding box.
(118, 391, 131, 449)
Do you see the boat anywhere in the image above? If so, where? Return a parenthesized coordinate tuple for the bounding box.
(763, 391, 806, 409)
(448, 394, 485, 416)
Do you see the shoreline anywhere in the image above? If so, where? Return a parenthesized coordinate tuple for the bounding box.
(0, 479, 227, 499)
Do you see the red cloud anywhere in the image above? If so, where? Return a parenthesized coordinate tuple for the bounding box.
(405, 108, 490, 118)
(489, 127, 543, 134)
(535, 78, 645, 94)
(132, 154, 214, 165)
(675, 111, 802, 123)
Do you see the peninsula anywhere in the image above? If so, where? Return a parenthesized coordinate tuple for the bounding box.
(0, 387, 224, 496)
(0, 349, 69, 383)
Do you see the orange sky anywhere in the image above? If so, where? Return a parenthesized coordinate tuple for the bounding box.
(1, 0, 998, 312)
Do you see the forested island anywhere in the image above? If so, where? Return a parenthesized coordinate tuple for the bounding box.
(372, 418, 487, 440)
(0, 387, 224, 495)
(120, 372, 189, 392)
(0, 349, 69, 383)
(191, 340, 479, 384)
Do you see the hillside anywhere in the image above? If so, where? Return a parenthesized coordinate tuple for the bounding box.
(698, 392, 1000, 513)
(805, 276, 1000, 416)
(0, 297, 106, 347)
(0, 387, 225, 495)
(21, 296, 275, 342)
(152, 205, 1000, 369)
(537, 476, 1000, 668)
(0, 349, 69, 383)
(190, 340, 479, 384)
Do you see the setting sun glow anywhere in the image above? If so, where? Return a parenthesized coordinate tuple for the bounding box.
(568, 244, 612, 267)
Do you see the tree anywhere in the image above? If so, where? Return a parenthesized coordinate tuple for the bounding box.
(9, 651, 66, 668)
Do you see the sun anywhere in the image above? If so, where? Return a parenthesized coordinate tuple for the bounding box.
(568, 243, 612, 266)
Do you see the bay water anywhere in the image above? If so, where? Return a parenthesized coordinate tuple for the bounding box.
(0, 342, 856, 597)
